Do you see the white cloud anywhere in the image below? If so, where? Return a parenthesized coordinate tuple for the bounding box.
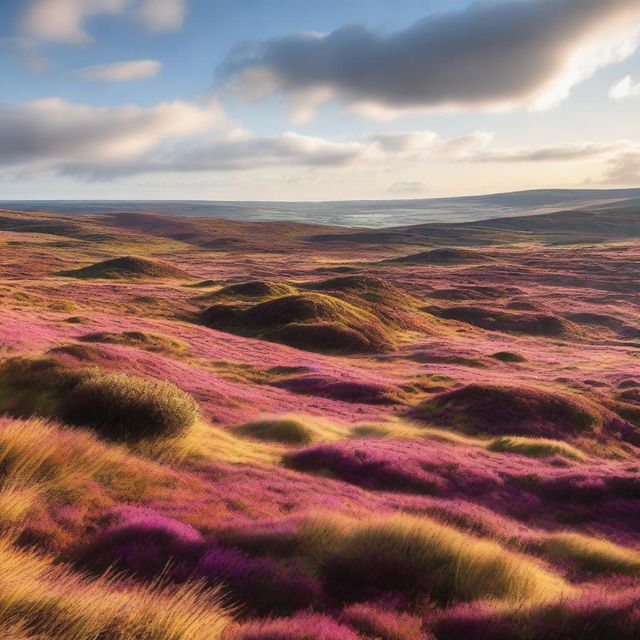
(0, 97, 225, 172)
(20, 0, 187, 45)
(220, 0, 640, 120)
(137, 0, 187, 33)
(609, 75, 640, 99)
(471, 141, 633, 163)
(74, 59, 163, 82)
(20, 0, 128, 44)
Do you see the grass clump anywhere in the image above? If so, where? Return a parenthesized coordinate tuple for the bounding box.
(0, 536, 230, 640)
(488, 436, 586, 461)
(545, 533, 640, 575)
(234, 416, 347, 445)
(61, 373, 197, 443)
(304, 513, 567, 605)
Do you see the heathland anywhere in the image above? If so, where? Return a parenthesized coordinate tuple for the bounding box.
(0, 201, 638, 639)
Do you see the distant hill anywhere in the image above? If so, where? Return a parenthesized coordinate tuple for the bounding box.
(2, 188, 640, 228)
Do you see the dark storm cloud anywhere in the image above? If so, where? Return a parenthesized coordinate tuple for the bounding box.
(219, 0, 640, 116)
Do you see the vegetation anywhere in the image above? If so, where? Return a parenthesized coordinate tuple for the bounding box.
(545, 533, 640, 575)
(488, 436, 587, 460)
(61, 373, 198, 442)
(234, 416, 347, 445)
(60, 256, 193, 280)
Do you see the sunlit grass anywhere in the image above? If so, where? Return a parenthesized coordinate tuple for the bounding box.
(0, 536, 231, 640)
(545, 532, 640, 575)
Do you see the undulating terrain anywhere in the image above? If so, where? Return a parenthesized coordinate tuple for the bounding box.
(0, 203, 639, 639)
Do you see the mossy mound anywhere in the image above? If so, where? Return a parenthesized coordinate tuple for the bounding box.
(202, 281, 297, 302)
(275, 374, 402, 405)
(202, 293, 394, 354)
(80, 331, 190, 356)
(389, 248, 493, 265)
(411, 383, 605, 439)
(60, 256, 193, 280)
(303, 275, 424, 332)
(429, 306, 576, 337)
(491, 351, 527, 363)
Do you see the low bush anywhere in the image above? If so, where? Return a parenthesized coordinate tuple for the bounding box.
(61, 373, 197, 442)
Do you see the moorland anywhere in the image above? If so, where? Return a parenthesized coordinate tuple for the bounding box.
(0, 201, 639, 639)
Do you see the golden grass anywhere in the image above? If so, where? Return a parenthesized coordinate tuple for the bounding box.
(300, 513, 569, 605)
(0, 536, 231, 640)
(138, 419, 282, 466)
(545, 532, 640, 575)
(234, 415, 349, 446)
(488, 436, 587, 461)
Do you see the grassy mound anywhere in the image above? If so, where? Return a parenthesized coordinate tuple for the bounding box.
(488, 436, 586, 461)
(429, 306, 575, 337)
(60, 256, 193, 280)
(275, 374, 402, 405)
(411, 384, 604, 439)
(61, 373, 197, 442)
(307, 514, 566, 605)
(491, 351, 527, 363)
(234, 416, 347, 445)
(202, 293, 394, 354)
(544, 533, 640, 575)
(202, 281, 297, 301)
(389, 248, 493, 265)
(81, 331, 190, 356)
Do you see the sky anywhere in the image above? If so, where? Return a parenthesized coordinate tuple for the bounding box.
(0, 0, 639, 201)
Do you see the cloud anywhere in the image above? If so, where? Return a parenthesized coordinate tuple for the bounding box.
(472, 141, 631, 163)
(74, 59, 163, 82)
(609, 75, 640, 99)
(220, 0, 640, 120)
(20, 0, 187, 44)
(0, 98, 225, 173)
(388, 181, 429, 195)
(604, 153, 640, 183)
(0, 97, 494, 181)
(137, 0, 187, 33)
(20, 0, 128, 44)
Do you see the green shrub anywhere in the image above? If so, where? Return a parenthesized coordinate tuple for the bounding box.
(61, 373, 197, 442)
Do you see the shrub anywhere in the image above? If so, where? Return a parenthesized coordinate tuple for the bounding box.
(61, 373, 197, 442)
